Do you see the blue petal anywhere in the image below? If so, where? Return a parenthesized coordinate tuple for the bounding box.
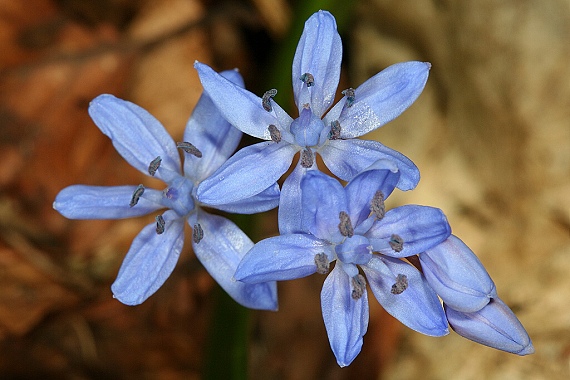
(194, 62, 290, 140)
(197, 141, 297, 205)
(319, 138, 420, 190)
(183, 70, 244, 182)
(321, 265, 369, 367)
(420, 235, 497, 313)
(445, 298, 534, 355)
(234, 234, 332, 283)
(278, 162, 313, 235)
(345, 163, 400, 227)
(362, 255, 449, 336)
(88, 94, 181, 180)
(300, 170, 347, 242)
(54, 185, 163, 219)
(214, 182, 280, 214)
(292, 10, 342, 117)
(323, 61, 430, 137)
(366, 205, 451, 257)
(192, 212, 278, 310)
(111, 213, 185, 305)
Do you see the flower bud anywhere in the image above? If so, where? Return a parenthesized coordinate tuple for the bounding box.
(420, 235, 497, 312)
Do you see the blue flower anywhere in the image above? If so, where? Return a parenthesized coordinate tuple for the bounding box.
(234, 166, 452, 366)
(420, 235, 534, 354)
(53, 70, 279, 310)
(193, 10, 430, 234)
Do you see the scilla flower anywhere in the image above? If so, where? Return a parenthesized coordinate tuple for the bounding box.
(234, 165, 451, 366)
(194, 10, 430, 233)
(54, 70, 278, 310)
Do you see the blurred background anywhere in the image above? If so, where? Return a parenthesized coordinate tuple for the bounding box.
(0, 0, 569, 378)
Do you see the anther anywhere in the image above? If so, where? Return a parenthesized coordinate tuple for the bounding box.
(300, 72, 314, 87)
(155, 214, 165, 234)
(300, 147, 314, 168)
(148, 156, 162, 176)
(262, 89, 278, 112)
(130, 184, 145, 207)
(391, 274, 408, 295)
(177, 142, 202, 158)
(370, 191, 385, 220)
(268, 124, 281, 143)
(329, 120, 341, 140)
(389, 234, 404, 252)
(342, 88, 356, 107)
(338, 211, 354, 238)
(193, 223, 204, 243)
(314, 253, 330, 274)
(351, 274, 366, 300)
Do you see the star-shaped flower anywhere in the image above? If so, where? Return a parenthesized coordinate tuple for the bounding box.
(234, 165, 452, 366)
(193, 10, 431, 234)
(54, 70, 278, 309)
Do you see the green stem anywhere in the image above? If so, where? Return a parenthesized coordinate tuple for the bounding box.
(203, 285, 250, 380)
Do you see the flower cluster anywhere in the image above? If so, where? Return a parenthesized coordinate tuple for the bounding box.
(54, 10, 533, 367)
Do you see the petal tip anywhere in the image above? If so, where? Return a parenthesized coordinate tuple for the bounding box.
(517, 342, 535, 356)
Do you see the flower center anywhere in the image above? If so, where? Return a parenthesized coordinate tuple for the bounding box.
(161, 175, 195, 217)
(335, 234, 373, 266)
(290, 107, 324, 147)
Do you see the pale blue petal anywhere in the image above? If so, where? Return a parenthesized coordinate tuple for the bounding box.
(445, 298, 534, 355)
(214, 182, 280, 214)
(54, 185, 163, 219)
(111, 213, 185, 305)
(183, 70, 244, 182)
(321, 265, 368, 367)
(362, 256, 449, 336)
(323, 61, 430, 137)
(292, 10, 342, 117)
(197, 141, 297, 205)
(88, 94, 181, 180)
(366, 205, 451, 257)
(234, 234, 332, 283)
(319, 138, 420, 190)
(420, 235, 497, 313)
(194, 61, 284, 140)
(278, 162, 314, 235)
(301, 170, 347, 243)
(345, 163, 400, 227)
(192, 212, 278, 310)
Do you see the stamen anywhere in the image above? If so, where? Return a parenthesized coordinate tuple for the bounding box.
(193, 223, 204, 243)
(148, 156, 162, 176)
(389, 234, 404, 252)
(391, 274, 408, 295)
(329, 120, 341, 140)
(177, 142, 202, 158)
(155, 214, 166, 234)
(314, 253, 330, 274)
(351, 274, 366, 300)
(300, 147, 314, 168)
(262, 89, 278, 112)
(268, 124, 281, 143)
(342, 88, 356, 107)
(338, 211, 354, 238)
(129, 184, 145, 207)
(370, 191, 385, 220)
(300, 72, 314, 87)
